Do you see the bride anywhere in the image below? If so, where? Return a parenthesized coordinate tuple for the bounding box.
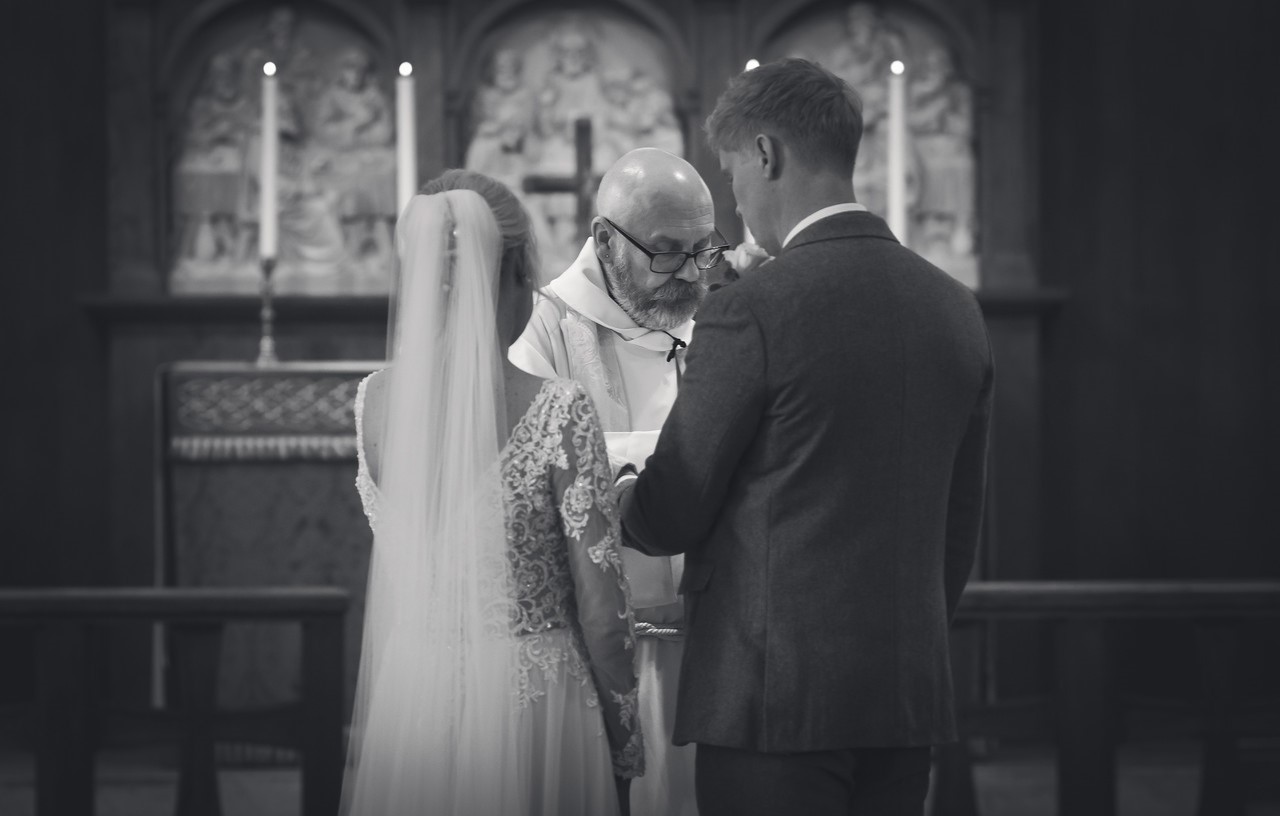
(342, 170, 644, 815)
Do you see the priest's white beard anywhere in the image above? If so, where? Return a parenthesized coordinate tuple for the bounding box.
(604, 253, 708, 331)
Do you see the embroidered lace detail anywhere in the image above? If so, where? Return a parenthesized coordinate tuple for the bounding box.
(612, 686, 646, 778)
(353, 375, 642, 772)
(502, 380, 636, 698)
(561, 312, 628, 430)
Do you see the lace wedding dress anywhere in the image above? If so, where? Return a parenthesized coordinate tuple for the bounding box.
(355, 373, 644, 815)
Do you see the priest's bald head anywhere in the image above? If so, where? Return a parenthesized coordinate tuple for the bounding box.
(590, 148, 724, 331)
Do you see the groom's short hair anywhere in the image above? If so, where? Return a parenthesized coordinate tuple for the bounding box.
(705, 58, 864, 177)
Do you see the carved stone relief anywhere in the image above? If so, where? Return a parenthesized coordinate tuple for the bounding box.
(170, 7, 395, 295)
(773, 3, 980, 287)
(464, 13, 685, 277)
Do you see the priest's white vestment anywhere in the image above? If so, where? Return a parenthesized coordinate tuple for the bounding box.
(510, 237, 698, 816)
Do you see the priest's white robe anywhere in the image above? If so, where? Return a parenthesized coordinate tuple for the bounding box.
(510, 237, 698, 816)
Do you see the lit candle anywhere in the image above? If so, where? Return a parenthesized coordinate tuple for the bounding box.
(887, 59, 908, 242)
(259, 61, 278, 259)
(741, 58, 759, 245)
(396, 61, 417, 215)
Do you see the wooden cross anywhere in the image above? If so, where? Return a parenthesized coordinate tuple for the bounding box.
(522, 117, 601, 238)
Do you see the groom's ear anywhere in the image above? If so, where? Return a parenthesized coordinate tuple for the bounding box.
(754, 134, 781, 181)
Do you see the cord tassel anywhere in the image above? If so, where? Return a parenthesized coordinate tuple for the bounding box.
(665, 334, 687, 363)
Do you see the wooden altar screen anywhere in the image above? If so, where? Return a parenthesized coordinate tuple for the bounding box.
(155, 361, 379, 715)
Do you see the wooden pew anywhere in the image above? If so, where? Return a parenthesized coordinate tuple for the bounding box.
(0, 587, 349, 816)
(935, 580, 1280, 816)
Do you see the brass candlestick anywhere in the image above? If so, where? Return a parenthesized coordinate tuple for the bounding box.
(256, 257, 278, 365)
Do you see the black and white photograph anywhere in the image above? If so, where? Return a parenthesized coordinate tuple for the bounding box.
(1, 0, 1275, 814)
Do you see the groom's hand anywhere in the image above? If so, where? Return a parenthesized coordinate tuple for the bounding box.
(614, 462, 639, 486)
(613, 463, 638, 514)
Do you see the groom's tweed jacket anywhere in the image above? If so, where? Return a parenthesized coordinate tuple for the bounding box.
(620, 211, 993, 751)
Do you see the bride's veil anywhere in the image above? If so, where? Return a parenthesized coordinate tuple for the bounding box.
(341, 190, 528, 815)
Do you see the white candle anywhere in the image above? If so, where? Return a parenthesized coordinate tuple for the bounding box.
(741, 59, 759, 245)
(887, 59, 908, 243)
(396, 62, 417, 216)
(259, 62, 278, 259)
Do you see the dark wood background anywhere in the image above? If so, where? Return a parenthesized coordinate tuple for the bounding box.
(1, 0, 1274, 707)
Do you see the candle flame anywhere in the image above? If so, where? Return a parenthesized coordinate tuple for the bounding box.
(399, 62, 413, 77)
(890, 60, 905, 75)
(744, 58, 760, 71)
(263, 61, 277, 77)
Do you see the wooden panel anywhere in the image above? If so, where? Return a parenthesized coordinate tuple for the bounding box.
(0, 588, 351, 620)
(977, 0, 1037, 289)
(407, 1, 449, 178)
(0, 0, 111, 707)
(107, 1, 161, 292)
(35, 624, 94, 816)
(1, 588, 349, 816)
(1039, 0, 1277, 697)
(693, 0, 744, 242)
(955, 581, 1280, 619)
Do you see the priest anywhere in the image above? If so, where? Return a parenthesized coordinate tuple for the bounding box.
(509, 148, 727, 816)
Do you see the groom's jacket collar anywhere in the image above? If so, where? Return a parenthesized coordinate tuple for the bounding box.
(783, 210, 900, 253)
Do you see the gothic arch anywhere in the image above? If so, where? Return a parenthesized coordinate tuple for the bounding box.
(748, 0, 981, 85)
(447, 0, 696, 99)
(159, 0, 394, 85)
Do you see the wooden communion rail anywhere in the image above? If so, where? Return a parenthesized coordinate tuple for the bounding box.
(940, 580, 1280, 816)
(0, 587, 349, 816)
(2, 581, 1277, 816)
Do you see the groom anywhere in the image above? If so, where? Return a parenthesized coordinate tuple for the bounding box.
(617, 59, 994, 815)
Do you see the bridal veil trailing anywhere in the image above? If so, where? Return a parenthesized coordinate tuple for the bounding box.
(340, 190, 529, 816)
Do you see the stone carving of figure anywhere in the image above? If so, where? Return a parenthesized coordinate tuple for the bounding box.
(314, 48, 393, 150)
(176, 51, 255, 262)
(465, 48, 538, 190)
(826, 3, 914, 219)
(231, 7, 314, 265)
(628, 71, 684, 156)
(910, 47, 976, 258)
(599, 65, 639, 168)
(309, 47, 396, 271)
(533, 24, 611, 270)
(241, 7, 318, 108)
(462, 19, 686, 277)
(829, 3, 903, 122)
(279, 151, 347, 268)
(598, 67, 683, 176)
(537, 24, 609, 172)
(172, 6, 404, 294)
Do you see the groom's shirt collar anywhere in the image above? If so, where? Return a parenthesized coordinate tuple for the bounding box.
(782, 202, 868, 249)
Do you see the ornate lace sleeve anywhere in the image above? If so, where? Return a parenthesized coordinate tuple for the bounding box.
(551, 382, 645, 779)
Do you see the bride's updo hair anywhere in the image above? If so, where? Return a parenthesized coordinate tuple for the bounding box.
(419, 170, 540, 289)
